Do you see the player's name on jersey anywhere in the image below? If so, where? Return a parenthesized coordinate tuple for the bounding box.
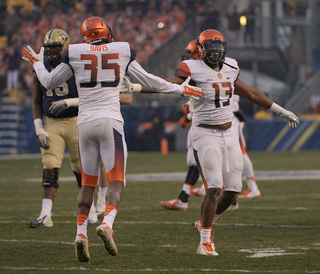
(90, 45, 109, 51)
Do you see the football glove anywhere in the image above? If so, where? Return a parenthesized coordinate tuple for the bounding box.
(120, 75, 142, 93)
(22, 45, 44, 65)
(270, 103, 299, 128)
(179, 116, 191, 129)
(183, 103, 190, 115)
(49, 98, 79, 116)
(34, 119, 51, 149)
(180, 76, 203, 100)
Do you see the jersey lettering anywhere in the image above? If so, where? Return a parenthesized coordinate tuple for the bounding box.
(46, 83, 69, 97)
(212, 82, 232, 108)
(90, 45, 109, 51)
(80, 53, 120, 88)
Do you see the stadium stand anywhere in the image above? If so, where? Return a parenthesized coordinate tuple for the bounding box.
(1, 0, 320, 153)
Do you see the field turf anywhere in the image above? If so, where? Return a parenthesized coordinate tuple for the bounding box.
(0, 151, 319, 273)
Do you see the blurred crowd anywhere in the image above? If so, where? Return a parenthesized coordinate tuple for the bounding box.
(0, 0, 209, 103)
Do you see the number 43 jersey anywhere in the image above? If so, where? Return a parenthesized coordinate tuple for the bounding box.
(63, 42, 135, 125)
(174, 57, 240, 127)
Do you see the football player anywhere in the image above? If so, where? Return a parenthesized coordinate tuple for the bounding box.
(22, 16, 202, 262)
(27, 29, 96, 228)
(163, 29, 298, 255)
(160, 40, 201, 211)
(230, 94, 261, 201)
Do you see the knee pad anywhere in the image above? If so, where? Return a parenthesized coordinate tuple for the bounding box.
(73, 171, 82, 189)
(42, 168, 60, 188)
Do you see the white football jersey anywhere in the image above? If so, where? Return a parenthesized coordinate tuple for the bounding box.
(175, 57, 240, 126)
(65, 42, 134, 125)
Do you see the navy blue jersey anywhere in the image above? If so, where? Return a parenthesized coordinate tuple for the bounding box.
(40, 57, 78, 118)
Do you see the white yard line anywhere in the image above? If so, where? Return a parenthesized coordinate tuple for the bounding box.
(17, 170, 320, 184)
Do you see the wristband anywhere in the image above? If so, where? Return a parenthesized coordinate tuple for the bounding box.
(131, 84, 142, 93)
(64, 98, 79, 107)
(186, 113, 192, 121)
(270, 103, 282, 114)
(33, 118, 44, 135)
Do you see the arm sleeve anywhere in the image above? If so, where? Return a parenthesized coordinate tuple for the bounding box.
(33, 61, 73, 90)
(127, 60, 183, 95)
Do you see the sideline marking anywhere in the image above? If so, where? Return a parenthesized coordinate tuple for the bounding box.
(1, 220, 319, 229)
(238, 248, 304, 258)
(18, 170, 320, 184)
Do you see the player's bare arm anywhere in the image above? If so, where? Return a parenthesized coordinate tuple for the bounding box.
(32, 73, 43, 120)
(234, 78, 299, 128)
(234, 78, 273, 109)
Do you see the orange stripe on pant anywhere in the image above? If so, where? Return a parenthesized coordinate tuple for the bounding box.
(239, 136, 247, 155)
(193, 148, 208, 190)
(107, 128, 125, 183)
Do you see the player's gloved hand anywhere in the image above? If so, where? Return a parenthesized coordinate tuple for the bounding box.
(49, 98, 79, 116)
(179, 116, 191, 129)
(22, 45, 44, 65)
(120, 75, 142, 93)
(179, 113, 192, 129)
(270, 103, 299, 128)
(183, 103, 190, 115)
(34, 118, 51, 149)
(49, 100, 68, 116)
(279, 108, 299, 128)
(180, 76, 203, 100)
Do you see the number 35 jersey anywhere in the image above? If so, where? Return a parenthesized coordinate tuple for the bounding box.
(62, 42, 135, 125)
(174, 57, 240, 127)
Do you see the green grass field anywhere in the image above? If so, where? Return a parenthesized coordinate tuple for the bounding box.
(1, 151, 320, 273)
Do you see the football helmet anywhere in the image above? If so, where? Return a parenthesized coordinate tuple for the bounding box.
(196, 29, 226, 65)
(182, 40, 199, 60)
(43, 29, 70, 64)
(81, 16, 113, 44)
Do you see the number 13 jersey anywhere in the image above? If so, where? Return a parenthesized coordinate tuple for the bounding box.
(174, 57, 240, 127)
(62, 42, 135, 125)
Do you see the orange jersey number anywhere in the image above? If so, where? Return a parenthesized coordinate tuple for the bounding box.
(80, 53, 120, 88)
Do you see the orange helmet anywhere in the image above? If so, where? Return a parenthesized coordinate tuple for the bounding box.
(182, 40, 199, 60)
(80, 16, 113, 44)
(196, 29, 226, 65)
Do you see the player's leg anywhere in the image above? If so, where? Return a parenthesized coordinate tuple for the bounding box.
(238, 121, 261, 199)
(96, 119, 127, 256)
(192, 126, 223, 256)
(28, 117, 66, 228)
(217, 126, 243, 216)
(96, 162, 109, 218)
(160, 128, 199, 210)
(75, 120, 101, 262)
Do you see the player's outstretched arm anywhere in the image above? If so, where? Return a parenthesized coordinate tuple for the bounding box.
(22, 45, 73, 90)
(126, 61, 203, 99)
(49, 98, 79, 116)
(234, 79, 299, 128)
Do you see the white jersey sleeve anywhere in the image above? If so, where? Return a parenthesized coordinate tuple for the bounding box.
(127, 60, 184, 95)
(33, 61, 73, 90)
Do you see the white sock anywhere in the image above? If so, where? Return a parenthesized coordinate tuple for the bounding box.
(200, 227, 212, 244)
(247, 177, 258, 191)
(89, 200, 96, 213)
(102, 205, 118, 229)
(97, 187, 108, 205)
(77, 215, 88, 238)
(40, 198, 52, 216)
(182, 183, 192, 195)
